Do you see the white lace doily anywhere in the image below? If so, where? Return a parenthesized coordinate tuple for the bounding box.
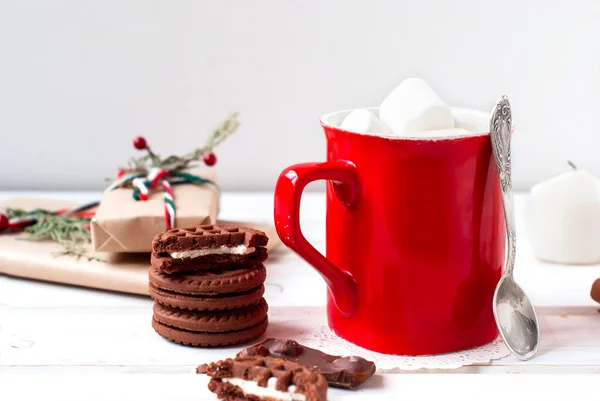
(294, 325, 509, 370)
(265, 308, 510, 370)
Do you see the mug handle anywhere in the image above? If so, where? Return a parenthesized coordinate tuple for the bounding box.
(274, 160, 359, 317)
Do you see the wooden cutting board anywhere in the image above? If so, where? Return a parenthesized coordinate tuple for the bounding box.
(0, 198, 281, 295)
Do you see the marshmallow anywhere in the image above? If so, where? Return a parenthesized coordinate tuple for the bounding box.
(379, 78, 454, 135)
(452, 107, 489, 134)
(412, 128, 474, 139)
(339, 109, 392, 135)
(453, 117, 481, 133)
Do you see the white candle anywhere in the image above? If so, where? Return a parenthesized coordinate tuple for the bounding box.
(525, 162, 600, 264)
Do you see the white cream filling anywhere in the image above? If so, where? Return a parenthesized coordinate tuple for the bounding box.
(169, 245, 255, 259)
(222, 377, 305, 401)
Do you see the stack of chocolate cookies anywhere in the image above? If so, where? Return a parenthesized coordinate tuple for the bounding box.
(149, 224, 269, 347)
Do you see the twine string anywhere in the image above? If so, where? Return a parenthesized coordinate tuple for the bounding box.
(106, 168, 217, 231)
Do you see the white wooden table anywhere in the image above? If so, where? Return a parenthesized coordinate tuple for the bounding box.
(1, 191, 599, 401)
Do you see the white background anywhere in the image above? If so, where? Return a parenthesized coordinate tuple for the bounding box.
(1, 0, 599, 191)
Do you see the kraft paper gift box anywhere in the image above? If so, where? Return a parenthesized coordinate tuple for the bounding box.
(91, 170, 219, 253)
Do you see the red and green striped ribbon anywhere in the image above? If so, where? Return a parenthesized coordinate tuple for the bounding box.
(106, 168, 217, 230)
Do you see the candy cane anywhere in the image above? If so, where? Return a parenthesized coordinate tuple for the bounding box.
(106, 168, 216, 232)
(162, 180, 175, 230)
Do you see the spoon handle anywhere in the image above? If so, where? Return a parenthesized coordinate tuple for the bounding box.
(490, 96, 516, 277)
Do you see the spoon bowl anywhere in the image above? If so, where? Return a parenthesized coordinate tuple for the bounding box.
(493, 276, 540, 360)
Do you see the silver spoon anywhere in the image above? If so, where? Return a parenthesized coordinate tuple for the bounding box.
(490, 96, 540, 360)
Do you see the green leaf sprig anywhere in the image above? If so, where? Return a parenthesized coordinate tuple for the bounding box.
(108, 112, 240, 185)
(6, 208, 100, 261)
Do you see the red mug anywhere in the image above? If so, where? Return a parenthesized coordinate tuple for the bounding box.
(274, 107, 505, 355)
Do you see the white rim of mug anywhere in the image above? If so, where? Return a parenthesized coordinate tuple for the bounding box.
(320, 107, 491, 141)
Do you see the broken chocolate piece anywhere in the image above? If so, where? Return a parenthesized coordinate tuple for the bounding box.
(196, 363, 208, 374)
(237, 338, 376, 389)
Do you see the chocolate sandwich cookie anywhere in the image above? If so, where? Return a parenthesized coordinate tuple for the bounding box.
(152, 317, 268, 347)
(153, 299, 268, 333)
(238, 339, 376, 389)
(149, 264, 267, 295)
(152, 299, 268, 347)
(149, 284, 264, 311)
(148, 264, 267, 310)
(206, 356, 328, 401)
(152, 225, 269, 274)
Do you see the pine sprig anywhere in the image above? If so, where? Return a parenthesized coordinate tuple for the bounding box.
(159, 112, 240, 171)
(54, 239, 101, 262)
(111, 112, 240, 181)
(6, 209, 101, 262)
(204, 111, 241, 151)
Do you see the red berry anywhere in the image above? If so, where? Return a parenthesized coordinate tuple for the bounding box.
(203, 152, 217, 166)
(0, 214, 8, 231)
(116, 169, 125, 178)
(133, 136, 147, 150)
